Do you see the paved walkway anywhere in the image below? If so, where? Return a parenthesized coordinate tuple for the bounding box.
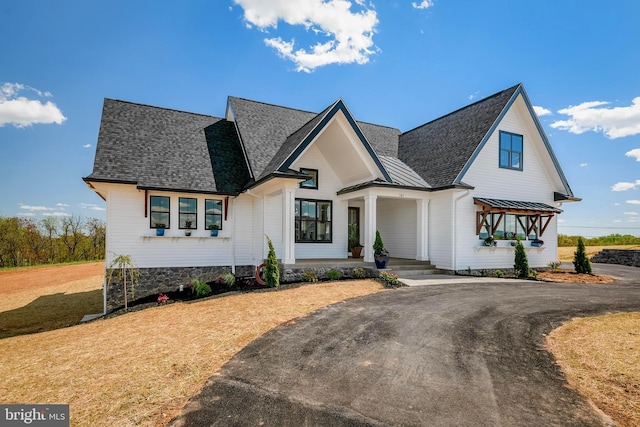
(170, 264, 639, 427)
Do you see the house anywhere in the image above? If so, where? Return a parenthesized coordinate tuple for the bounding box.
(84, 83, 579, 311)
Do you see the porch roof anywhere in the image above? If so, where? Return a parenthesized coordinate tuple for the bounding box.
(474, 197, 562, 214)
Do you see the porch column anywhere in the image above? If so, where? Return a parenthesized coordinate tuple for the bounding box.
(282, 186, 296, 264)
(363, 194, 377, 263)
(417, 199, 429, 261)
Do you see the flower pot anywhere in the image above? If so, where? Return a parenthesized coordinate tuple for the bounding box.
(374, 253, 389, 269)
(185, 230, 192, 236)
(351, 245, 363, 258)
(210, 229, 219, 237)
(531, 242, 543, 247)
(156, 228, 165, 236)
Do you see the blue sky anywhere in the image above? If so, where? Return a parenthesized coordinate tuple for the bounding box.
(1, 0, 639, 237)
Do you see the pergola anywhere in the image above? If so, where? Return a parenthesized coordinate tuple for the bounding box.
(474, 197, 563, 238)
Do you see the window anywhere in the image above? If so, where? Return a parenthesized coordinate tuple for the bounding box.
(299, 168, 318, 189)
(179, 197, 197, 229)
(499, 131, 523, 170)
(478, 214, 534, 241)
(150, 196, 170, 228)
(295, 199, 332, 242)
(205, 199, 223, 231)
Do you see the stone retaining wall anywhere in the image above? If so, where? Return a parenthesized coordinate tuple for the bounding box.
(591, 249, 640, 268)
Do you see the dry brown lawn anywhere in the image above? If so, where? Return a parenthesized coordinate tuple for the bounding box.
(0, 263, 385, 426)
(547, 313, 640, 427)
(557, 245, 640, 262)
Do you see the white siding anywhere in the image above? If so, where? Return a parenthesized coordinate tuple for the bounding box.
(455, 96, 561, 270)
(427, 192, 454, 270)
(102, 183, 252, 269)
(377, 199, 417, 259)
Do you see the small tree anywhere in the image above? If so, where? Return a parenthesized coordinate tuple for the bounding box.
(513, 240, 529, 278)
(264, 235, 280, 288)
(573, 237, 592, 274)
(373, 230, 385, 255)
(107, 254, 140, 310)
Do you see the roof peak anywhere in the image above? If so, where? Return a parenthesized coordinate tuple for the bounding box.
(401, 83, 521, 136)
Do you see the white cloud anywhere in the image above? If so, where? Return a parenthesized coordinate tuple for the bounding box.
(17, 212, 36, 217)
(79, 202, 106, 211)
(550, 97, 640, 139)
(19, 204, 55, 211)
(468, 91, 480, 101)
(580, 163, 588, 167)
(533, 105, 552, 117)
(56, 203, 69, 207)
(43, 211, 71, 217)
(83, 144, 91, 148)
(627, 200, 640, 205)
(0, 82, 66, 128)
(615, 203, 621, 206)
(626, 148, 640, 162)
(612, 180, 640, 191)
(624, 211, 639, 215)
(233, 0, 379, 72)
(412, 0, 433, 9)
(613, 219, 622, 223)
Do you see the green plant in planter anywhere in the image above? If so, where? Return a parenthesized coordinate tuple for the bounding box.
(373, 231, 389, 269)
(264, 235, 280, 288)
(348, 224, 363, 257)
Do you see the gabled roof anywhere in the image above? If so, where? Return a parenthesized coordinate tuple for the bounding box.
(228, 96, 401, 183)
(398, 85, 520, 189)
(84, 99, 250, 194)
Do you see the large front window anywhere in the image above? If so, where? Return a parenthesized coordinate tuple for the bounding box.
(499, 131, 523, 170)
(295, 199, 332, 242)
(179, 197, 197, 229)
(205, 199, 223, 230)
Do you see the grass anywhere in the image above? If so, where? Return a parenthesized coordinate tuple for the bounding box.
(557, 245, 639, 262)
(0, 269, 384, 426)
(547, 313, 640, 427)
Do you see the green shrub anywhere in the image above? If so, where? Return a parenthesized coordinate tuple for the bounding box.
(373, 230, 385, 255)
(192, 279, 212, 297)
(352, 267, 366, 279)
(548, 261, 561, 272)
(326, 269, 341, 281)
(529, 269, 539, 280)
(223, 273, 236, 287)
(513, 240, 529, 278)
(495, 269, 504, 278)
(265, 235, 280, 288)
(378, 271, 400, 287)
(573, 237, 592, 274)
(302, 270, 318, 283)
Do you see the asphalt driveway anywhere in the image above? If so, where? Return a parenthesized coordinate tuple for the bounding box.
(170, 264, 640, 427)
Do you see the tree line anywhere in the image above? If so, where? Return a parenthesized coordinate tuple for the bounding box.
(0, 215, 105, 268)
(558, 233, 640, 247)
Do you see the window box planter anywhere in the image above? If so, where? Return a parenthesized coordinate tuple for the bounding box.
(531, 242, 543, 247)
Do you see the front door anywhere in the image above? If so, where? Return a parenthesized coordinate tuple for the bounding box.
(348, 207, 360, 251)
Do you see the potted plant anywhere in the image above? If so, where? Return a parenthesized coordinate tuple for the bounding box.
(483, 236, 496, 247)
(208, 224, 220, 237)
(184, 220, 193, 236)
(348, 224, 363, 258)
(531, 238, 544, 247)
(155, 223, 166, 236)
(373, 230, 389, 269)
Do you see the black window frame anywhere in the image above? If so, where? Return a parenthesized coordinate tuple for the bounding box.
(299, 168, 319, 189)
(150, 196, 170, 229)
(295, 198, 332, 243)
(205, 199, 223, 231)
(179, 197, 197, 230)
(499, 131, 524, 171)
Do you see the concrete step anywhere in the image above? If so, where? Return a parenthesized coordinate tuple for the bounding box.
(389, 268, 442, 276)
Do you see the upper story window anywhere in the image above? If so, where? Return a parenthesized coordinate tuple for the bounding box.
(179, 197, 197, 229)
(205, 199, 223, 230)
(150, 196, 170, 228)
(499, 131, 523, 171)
(295, 199, 332, 242)
(299, 168, 318, 189)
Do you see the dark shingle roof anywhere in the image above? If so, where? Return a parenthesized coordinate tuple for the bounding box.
(228, 97, 401, 180)
(474, 197, 562, 213)
(86, 99, 249, 194)
(398, 84, 520, 189)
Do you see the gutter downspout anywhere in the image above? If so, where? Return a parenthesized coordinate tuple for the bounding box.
(231, 197, 236, 274)
(452, 189, 470, 272)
